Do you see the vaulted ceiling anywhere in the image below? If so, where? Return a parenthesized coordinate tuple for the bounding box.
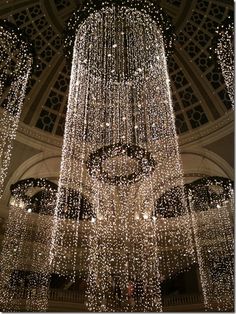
(0, 0, 233, 138)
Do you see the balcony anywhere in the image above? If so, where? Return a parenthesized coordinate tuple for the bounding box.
(48, 289, 204, 312)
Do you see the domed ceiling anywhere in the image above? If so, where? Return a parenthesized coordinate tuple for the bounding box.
(0, 0, 233, 138)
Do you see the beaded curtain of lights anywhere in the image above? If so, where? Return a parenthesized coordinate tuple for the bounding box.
(0, 21, 33, 199)
(51, 0, 195, 311)
(215, 15, 234, 108)
(187, 177, 234, 312)
(0, 178, 57, 311)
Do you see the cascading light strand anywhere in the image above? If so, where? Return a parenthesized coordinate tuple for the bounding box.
(0, 178, 57, 311)
(187, 177, 234, 312)
(0, 21, 33, 199)
(215, 15, 234, 108)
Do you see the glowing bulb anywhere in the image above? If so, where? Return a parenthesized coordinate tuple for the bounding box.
(134, 213, 140, 220)
(152, 216, 157, 222)
(143, 213, 149, 220)
(19, 201, 25, 209)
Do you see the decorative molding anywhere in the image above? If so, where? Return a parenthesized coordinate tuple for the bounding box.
(184, 173, 208, 178)
(15, 110, 233, 153)
(17, 121, 63, 150)
(179, 111, 234, 147)
(0, 152, 61, 213)
(180, 147, 234, 180)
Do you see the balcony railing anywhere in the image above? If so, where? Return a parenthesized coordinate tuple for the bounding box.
(49, 289, 85, 303)
(49, 289, 203, 308)
(0, 287, 206, 311)
(162, 293, 203, 307)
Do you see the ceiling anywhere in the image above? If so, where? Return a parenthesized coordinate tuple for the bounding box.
(0, 0, 234, 138)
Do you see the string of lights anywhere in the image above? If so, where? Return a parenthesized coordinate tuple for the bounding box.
(64, 0, 175, 61)
(187, 177, 234, 312)
(215, 16, 234, 108)
(0, 178, 56, 311)
(51, 2, 195, 311)
(0, 21, 32, 199)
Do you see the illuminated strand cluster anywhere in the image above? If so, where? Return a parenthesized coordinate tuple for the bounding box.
(0, 178, 56, 311)
(0, 21, 32, 199)
(215, 16, 234, 107)
(187, 177, 234, 312)
(64, 0, 175, 61)
(52, 2, 195, 312)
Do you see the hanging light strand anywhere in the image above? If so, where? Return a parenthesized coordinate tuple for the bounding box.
(0, 22, 33, 199)
(215, 16, 234, 108)
(0, 178, 57, 311)
(188, 178, 234, 311)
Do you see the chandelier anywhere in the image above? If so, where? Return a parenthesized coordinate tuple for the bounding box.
(51, 0, 195, 311)
(154, 176, 234, 311)
(0, 178, 57, 311)
(0, 21, 33, 198)
(187, 177, 234, 312)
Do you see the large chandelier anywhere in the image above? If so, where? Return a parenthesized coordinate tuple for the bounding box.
(0, 21, 33, 198)
(187, 177, 234, 312)
(0, 178, 57, 311)
(51, 0, 195, 311)
(154, 177, 234, 311)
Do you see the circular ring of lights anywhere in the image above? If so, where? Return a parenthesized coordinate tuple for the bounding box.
(10, 178, 57, 210)
(87, 143, 155, 185)
(64, 0, 175, 61)
(154, 176, 234, 218)
(10, 178, 57, 199)
(10, 179, 95, 220)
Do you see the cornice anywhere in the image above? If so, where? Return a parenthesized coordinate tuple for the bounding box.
(17, 122, 63, 151)
(179, 111, 234, 148)
(15, 110, 233, 152)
